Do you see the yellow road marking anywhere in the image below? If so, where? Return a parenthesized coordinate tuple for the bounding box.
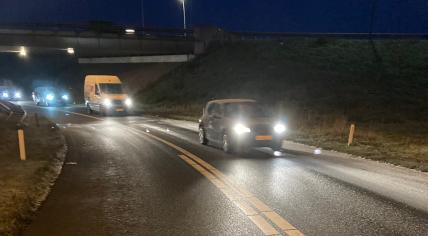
(285, 229, 305, 236)
(249, 215, 280, 235)
(138, 130, 304, 236)
(247, 196, 273, 212)
(179, 155, 277, 235)
(263, 212, 296, 231)
(234, 200, 258, 216)
(32, 107, 304, 236)
(218, 187, 240, 201)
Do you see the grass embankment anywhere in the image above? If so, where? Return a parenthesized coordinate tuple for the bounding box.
(137, 39, 428, 171)
(0, 115, 66, 235)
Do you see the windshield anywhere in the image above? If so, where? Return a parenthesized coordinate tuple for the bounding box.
(37, 87, 61, 95)
(99, 83, 123, 94)
(224, 102, 272, 118)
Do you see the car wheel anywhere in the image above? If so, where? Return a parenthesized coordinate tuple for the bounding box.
(222, 133, 233, 153)
(199, 127, 208, 145)
(87, 105, 93, 114)
(101, 107, 107, 116)
(271, 141, 283, 152)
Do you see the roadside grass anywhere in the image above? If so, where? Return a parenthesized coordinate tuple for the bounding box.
(0, 115, 66, 235)
(137, 39, 428, 171)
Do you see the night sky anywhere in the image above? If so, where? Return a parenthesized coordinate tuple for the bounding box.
(0, 0, 427, 33)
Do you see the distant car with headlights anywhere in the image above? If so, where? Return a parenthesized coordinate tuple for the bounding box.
(84, 75, 132, 115)
(32, 86, 70, 106)
(198, 99, 287, 153)
(0, 86, 23, 101)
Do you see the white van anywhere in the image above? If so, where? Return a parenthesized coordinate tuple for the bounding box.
(84, 75, 132, 115)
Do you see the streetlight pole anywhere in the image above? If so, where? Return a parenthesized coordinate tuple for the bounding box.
(141, 0, 145, 27)
(179, 0, 187, 32)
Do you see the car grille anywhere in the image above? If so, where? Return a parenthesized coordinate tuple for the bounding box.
(112, 100, 124, 106)
(252, 124, 272, 135)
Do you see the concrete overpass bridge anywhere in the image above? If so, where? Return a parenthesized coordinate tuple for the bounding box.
(0, 24, 203, 62)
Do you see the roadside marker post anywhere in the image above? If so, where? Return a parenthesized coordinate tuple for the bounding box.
(348, 124, 355, 146)
(17, 129, 26, 161)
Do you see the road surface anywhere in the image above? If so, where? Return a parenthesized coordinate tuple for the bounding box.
(18, 102, 428, 236)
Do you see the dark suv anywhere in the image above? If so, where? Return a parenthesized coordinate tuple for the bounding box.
(198, 99, 287, 153)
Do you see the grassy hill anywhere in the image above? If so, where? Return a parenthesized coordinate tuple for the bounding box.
(137, 38, 428, 171)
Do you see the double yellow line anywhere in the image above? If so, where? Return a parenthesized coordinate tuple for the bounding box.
(129, 127, 304, 236)
(35, 107, 304, 236)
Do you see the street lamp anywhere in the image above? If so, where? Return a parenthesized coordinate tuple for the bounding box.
(125, 28, 136, 35)
(19, 46, 27, 57)
(179, 0, 187, 32)
(67, 48, 75, 55)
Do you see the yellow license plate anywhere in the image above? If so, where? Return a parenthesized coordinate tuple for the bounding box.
(116, 108, 124, 112)
(256, 135, 272, 141)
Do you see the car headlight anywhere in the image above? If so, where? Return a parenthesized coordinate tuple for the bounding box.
(62, 95, 69, 100)
(14, 92, 21, 98)
(233, 123, 251, 134)
(46, 94, 54, 101)
(2, 92, 9, 98)
(125, 98, 132, 107)
(103, 99, 112, 108)
(274, 123, 286, 134)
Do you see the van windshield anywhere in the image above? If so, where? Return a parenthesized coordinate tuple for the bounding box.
(99, 83, 123, 94)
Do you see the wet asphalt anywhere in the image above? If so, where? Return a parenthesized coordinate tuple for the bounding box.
(20, 103, 428, 236)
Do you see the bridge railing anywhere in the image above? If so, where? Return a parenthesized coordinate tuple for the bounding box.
(0, 23, 194, 40)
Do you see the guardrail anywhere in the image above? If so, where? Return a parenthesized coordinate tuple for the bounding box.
(228, 31, 428, 40)
(0, 100, 27, 123)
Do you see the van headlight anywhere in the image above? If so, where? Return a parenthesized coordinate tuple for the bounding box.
(125, 98, 132, 107)
(14, 92, 21, 98)
(2, 92, 9, 98)
(46, 94, 54, 101)
(62, 95, 69, 100)
(103, 99, 112, 108)
(233, 123, 251, 134)
(274, 123, 286, 134)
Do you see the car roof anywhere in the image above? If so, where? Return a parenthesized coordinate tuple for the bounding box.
(207, 99, 257, 105)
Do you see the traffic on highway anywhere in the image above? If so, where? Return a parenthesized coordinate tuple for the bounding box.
(1, 1, 428, 236)
(2, 84, 427, 235)
(9, 100, 427, 236)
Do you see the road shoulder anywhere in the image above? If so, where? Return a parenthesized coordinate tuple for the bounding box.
(0, 114, 66, 236)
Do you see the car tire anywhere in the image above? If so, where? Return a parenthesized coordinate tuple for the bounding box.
(199, 127, 208, 145)
(101, 107, 107, 116)
(222, 133, 233, 153)
(271, 141, 283, 152)
(87, 105, 93, 114)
